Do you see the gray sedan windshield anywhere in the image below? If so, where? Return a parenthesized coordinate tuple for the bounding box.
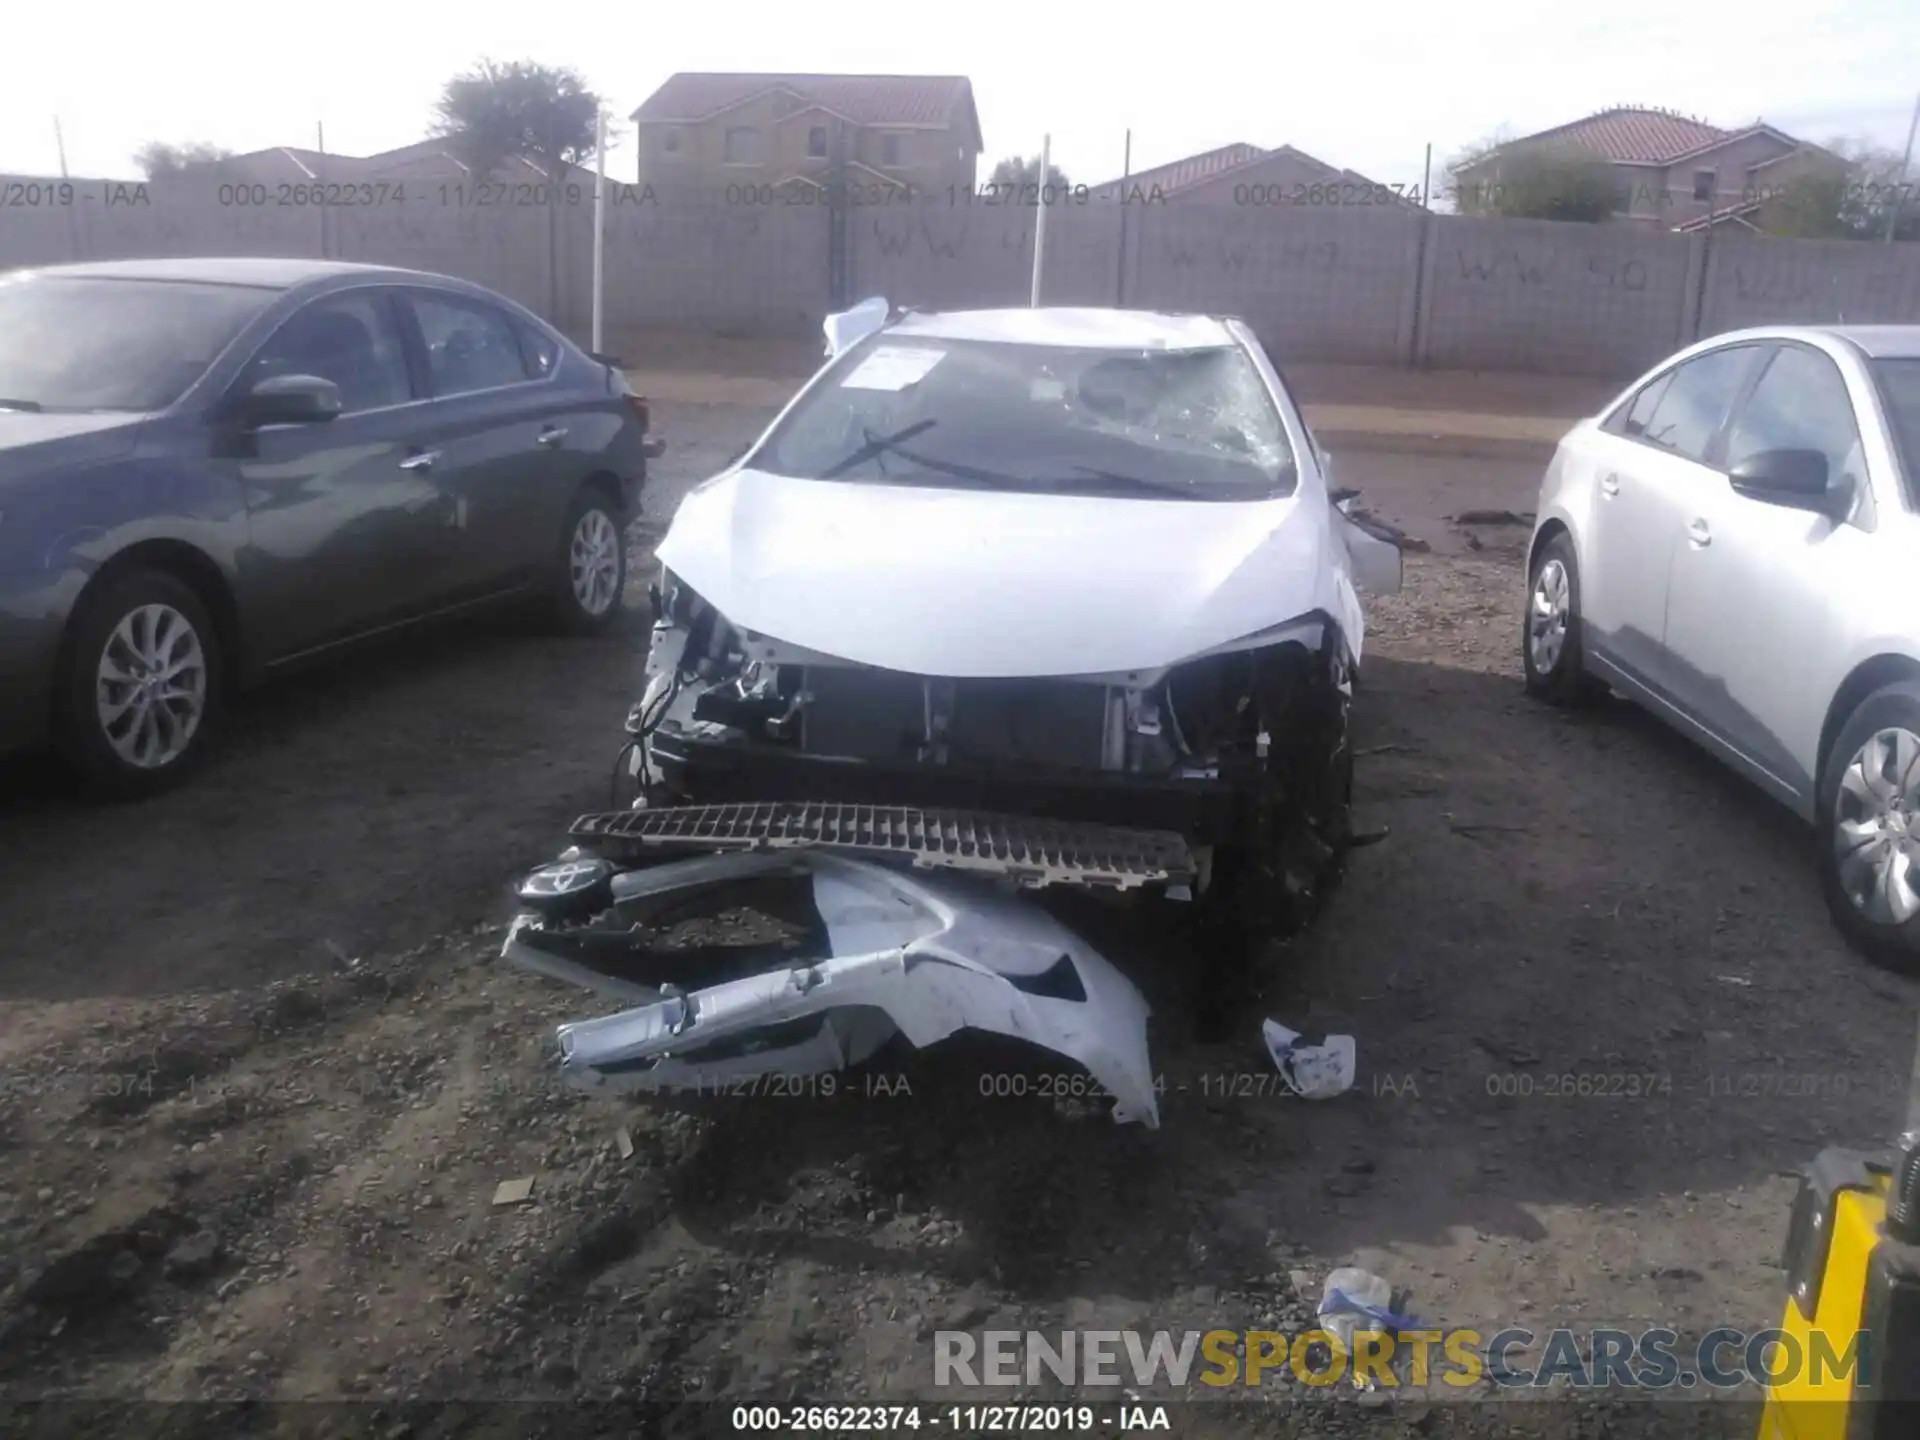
(0, 276, 278, 411)
(753, 336, 1297, 500)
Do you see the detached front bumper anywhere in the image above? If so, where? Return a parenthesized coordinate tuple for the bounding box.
(502, 845, 1165, 1127)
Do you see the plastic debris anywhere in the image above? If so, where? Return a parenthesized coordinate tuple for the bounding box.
(491, 1177, 535, 1207)
(614, 1127, 635, 1160)
(1317, 1267, 1423, 1387)
(1261, 1019, 1357, 1099)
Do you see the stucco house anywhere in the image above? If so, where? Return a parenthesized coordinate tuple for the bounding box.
(629, 72, 983, 195)
(1451, 106, 1845, 230)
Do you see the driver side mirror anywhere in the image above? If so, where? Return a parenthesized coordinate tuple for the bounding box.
(234, 373, 342, 428)
(1728, 448, 1843, 516)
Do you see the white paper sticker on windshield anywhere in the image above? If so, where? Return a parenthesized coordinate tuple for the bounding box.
(841, 346, 945, 391)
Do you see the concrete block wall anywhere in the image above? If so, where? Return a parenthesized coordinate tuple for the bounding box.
(1125, 204, 1423, 365)
(7, 175, 1920, 377)
(1699, 232, 1920, 335)
(1417, 216, 1699, 376)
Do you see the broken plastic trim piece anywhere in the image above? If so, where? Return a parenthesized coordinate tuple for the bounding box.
(504, 850, 1161, 1127)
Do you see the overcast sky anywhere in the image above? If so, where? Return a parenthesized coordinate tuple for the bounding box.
(4, 0, 1916, 187)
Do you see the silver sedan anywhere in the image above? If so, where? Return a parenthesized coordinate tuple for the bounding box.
(1522, 324, 1920, 966)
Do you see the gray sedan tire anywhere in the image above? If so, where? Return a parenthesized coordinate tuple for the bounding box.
(57, 568, 224, 800)
(1521, 533, 1602, 706)
(549, 488, 628, 635)
(1817, 680, 1920, 973)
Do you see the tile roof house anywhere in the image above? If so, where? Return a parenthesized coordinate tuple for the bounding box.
(1451, 106, 1844, 230)
(629, 72, 983, 194)
(1091, 141, 1415, 208)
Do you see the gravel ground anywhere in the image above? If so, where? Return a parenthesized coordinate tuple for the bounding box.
(0, 400, 1915, 1439)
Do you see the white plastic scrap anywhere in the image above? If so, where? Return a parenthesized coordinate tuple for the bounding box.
(1261, 1018, 1356, 1100)
(1316, 1267, 1414, 1389)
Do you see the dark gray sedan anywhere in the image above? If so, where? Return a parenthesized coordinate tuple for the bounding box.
(0, 257, 657, 796)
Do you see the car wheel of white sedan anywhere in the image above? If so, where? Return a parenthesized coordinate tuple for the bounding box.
(1521, 533, 1602, 706)
(1819, 681, 1920, 970)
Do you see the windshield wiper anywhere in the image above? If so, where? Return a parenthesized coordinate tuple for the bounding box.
(0, 398, 44, 413)
(1040, 465, 1217, 499)
(821, 424, 1031, 489)
(820, 420, 938, 479)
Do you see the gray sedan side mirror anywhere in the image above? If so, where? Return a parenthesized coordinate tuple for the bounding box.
(239, 373, 343, 427)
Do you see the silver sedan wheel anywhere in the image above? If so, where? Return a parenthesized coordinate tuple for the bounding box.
(1528, 558, 1571, 674)
(96, 603, 207, 769)
(1833, 726, 1920, 925)
(569, 508, 621, 617)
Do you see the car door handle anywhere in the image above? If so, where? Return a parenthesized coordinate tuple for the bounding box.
(1687, 518, 1711, 548)
(537, 426, 568, 448)
(399, 449, 440, 473)
(1599, 473, 1620, 497)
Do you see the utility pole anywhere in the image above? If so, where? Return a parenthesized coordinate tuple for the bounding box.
(1115, 128, 1132, 307)
(592, 106, 608, 354)
(1029, 134, 1050, 308)
(1887, 89, 1920, 244)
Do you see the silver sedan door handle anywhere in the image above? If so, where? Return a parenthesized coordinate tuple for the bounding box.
(399, 449, 441, 473)
(1599, 472, 1620, 497)
(537, 425, 568, 448)
(1687, 517, 1711, 548)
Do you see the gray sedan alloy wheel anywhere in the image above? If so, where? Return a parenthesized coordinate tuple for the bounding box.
(95, 602, 209, 769)
(569, 507, 622, 618)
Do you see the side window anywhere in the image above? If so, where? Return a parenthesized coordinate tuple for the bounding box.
(1726, 346, 1864, 489)
(512, 318, 559, 380)
(408, 291, 533, 397)
(243, 291, 411, 414)
(1620, 371, 1673, 438)
(1639, 346, 1758, 462)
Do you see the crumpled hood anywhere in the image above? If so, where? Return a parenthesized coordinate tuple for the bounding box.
(657, 467, 1355, 677)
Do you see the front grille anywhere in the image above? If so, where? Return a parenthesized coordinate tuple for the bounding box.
(569, 802, 1194, 891)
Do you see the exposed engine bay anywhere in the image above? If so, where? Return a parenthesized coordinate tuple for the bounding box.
(625, 568, 1363, 922)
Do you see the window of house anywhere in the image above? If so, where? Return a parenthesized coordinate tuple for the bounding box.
(1693, 169, 1716, 202)
(724, 127, 760, 164)
(661, 127, 683, 155)
(808, 126, 828, 159)
(882, 132, 908, 167)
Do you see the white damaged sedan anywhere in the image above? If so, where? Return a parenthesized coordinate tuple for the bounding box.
(502, 302, 1402, 1122)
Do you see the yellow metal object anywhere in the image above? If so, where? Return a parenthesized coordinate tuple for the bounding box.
(1756, 1172, 1890, 1440)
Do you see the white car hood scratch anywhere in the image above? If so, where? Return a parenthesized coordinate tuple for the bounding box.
(657, 466, 1363, 677)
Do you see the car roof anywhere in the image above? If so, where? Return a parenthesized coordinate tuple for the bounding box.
(1701, 323, 1920, 361)
(886, 306, 1239, 351)
(16, 257, 441, 290)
